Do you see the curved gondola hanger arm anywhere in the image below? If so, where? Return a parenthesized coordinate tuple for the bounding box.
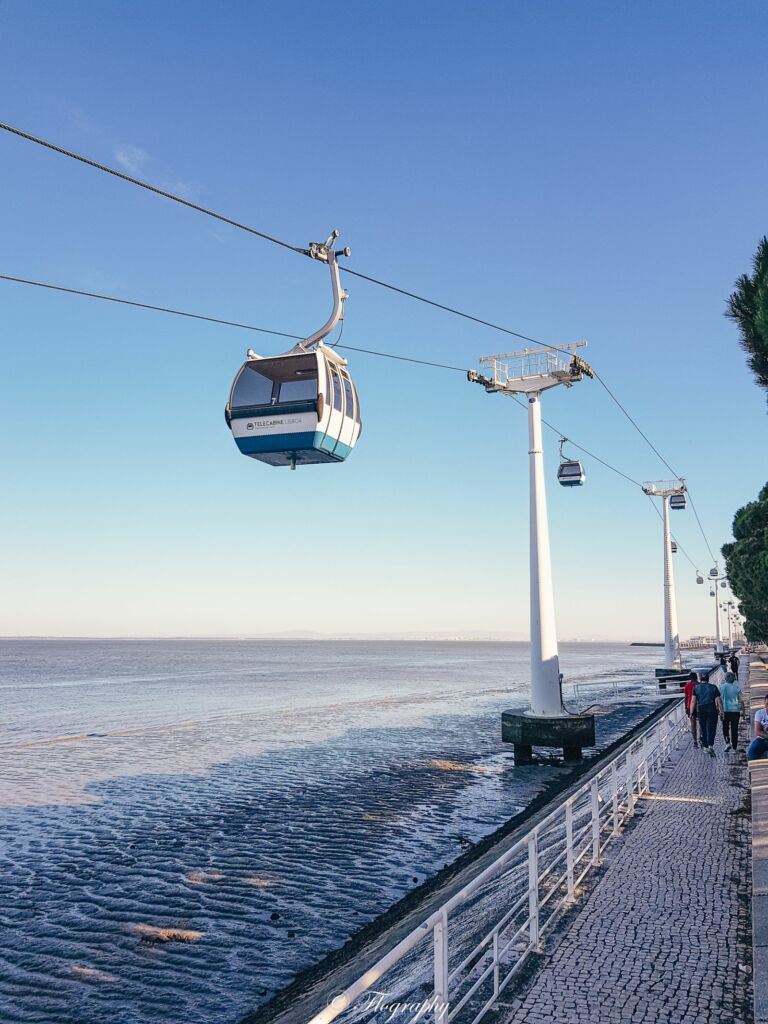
(295, 229, 351, 352)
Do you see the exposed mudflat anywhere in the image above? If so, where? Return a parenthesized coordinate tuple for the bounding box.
(0, 639, 667, 1023)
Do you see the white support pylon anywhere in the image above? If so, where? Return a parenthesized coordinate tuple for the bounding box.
(661, 495, 682, 672)
(714, 588, 723, 654)
(643, 479, 686, 673)
(469, 343, 593, 718)
(527, 392, 562, 716)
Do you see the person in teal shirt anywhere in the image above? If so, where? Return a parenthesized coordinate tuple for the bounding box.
(719, 671, 744, 752)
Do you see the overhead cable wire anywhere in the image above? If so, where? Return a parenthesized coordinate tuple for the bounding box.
(1, 269, 651, 490)
(336, 342, 467, 372)
(0, 274, 304, 340)
(645, 496, 699, 573)
(0, 121, 567, 354)
(0, 271, 469, 372)
(0, 123, 301, 255)
(1, 267, 711, 568)
(0, 119, 722, 561)
(687, 493, 719, 567)
(509, 393, 704, 569)
(592, 368, 719, 565)
(506, 394, 646, 489)
(592, 370, 680, 479)
(341, 267, 562, 350)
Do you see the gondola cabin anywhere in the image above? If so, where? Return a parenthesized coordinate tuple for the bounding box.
(557, 460, 585, 487)
(670, 493, 687, 510)
(225, 345, 361, 468)
(671, 541, 678, 553)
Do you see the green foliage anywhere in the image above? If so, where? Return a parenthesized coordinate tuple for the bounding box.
(722, 482, 768, 642)
(726, 236, 768, 397)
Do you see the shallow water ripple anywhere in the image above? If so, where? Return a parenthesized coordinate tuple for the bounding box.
(0, 640, 665, 1023)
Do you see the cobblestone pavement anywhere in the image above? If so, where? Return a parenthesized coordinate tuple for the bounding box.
(496, 709, 753, 1024)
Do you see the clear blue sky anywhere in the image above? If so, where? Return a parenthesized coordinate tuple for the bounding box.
(0, 0, 766, 640)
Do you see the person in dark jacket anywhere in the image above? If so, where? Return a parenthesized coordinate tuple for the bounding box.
(729, 653, 740, 680)
(690, 673, 723, 757)
(684, 672, 699, 747)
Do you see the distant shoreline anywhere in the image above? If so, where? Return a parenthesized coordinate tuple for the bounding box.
(1, 634, 637, 643)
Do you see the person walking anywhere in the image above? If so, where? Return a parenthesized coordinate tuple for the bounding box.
(690, 672, 723, 757)
(748, 694, 768, 761)
(730, 653, 740, 680)
(719, 671, 744, 752)
(684, 672, 700, 747)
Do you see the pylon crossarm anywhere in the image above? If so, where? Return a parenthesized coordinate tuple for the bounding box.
(477, 342, 591, 395)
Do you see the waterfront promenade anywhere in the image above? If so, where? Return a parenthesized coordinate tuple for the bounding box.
(494, 672, 754, 1024)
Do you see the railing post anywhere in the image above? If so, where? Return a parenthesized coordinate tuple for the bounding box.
(641, 736, 649, 794)
(565, 799, 575, 902)
(590, 778, 600, 865)
(492, 931, 500, 999)
(433, 909, 449, 1024)
(611, 762, 620, 835)
(527, 833, 540, 951)
(627, 749, 635, 817)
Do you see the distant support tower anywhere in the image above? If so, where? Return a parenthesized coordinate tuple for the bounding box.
(642, 480, 687, 679)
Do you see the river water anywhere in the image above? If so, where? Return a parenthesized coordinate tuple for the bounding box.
(0, 639, 665, 1023)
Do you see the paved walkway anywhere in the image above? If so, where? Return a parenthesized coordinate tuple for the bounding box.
(497, 689, 753, 1024)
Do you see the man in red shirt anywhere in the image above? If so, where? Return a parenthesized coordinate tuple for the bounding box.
(684, 672, 699, 748)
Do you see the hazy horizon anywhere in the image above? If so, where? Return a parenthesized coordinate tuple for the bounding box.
(0, 632, 665, 642)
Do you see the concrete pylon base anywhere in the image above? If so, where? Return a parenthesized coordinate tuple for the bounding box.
(655, 668, 695, 690)
(502, 711, 596, 765)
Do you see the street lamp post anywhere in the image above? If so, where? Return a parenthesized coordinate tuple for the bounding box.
(469, 344, 596, 764)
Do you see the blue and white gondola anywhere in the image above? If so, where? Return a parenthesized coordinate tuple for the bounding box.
(225, 345, 361, 468)
(225, 229, 362, 470)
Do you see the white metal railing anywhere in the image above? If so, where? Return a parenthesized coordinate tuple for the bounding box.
(308, 700, 689, 1024)
(567, 678, 665, 710)
(566, 662, 727, 712)
(708, 664, 727, 688)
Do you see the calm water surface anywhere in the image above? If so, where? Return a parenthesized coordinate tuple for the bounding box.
(0, 639, 665, 1023)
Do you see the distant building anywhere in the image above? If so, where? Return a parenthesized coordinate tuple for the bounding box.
(680, 636, 716, 649)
